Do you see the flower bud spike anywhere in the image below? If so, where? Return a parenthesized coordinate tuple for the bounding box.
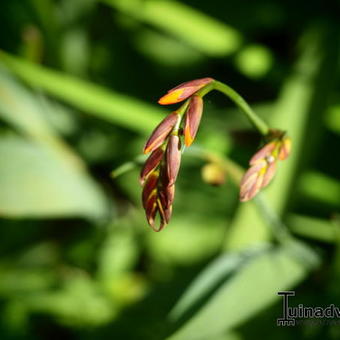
(184, 95, 203, 147)
(240, 132, 291, 202)
(158, 77, 213, 105)
(143, 113, 179, 154)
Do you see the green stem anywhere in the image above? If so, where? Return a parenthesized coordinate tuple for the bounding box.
(213, 81, 269, 136)
(111, 155, 145, 178)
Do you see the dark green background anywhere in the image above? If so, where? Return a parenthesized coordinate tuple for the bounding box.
(0, 0, 340, 339)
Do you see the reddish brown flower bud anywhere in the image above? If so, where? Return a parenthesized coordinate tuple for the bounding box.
(239, 161, 266, 202)
(249, 142, 276, 165)
(166, 135, 181, 186)
(184, 95, 203, 146)
(140, 147, 164, 185)
(142, 171, 164, 231)
(143, 113, 179, 154)
(158, 77, 213, 105)
(142, 171, 159, 209)
(240, 134, 291, 202)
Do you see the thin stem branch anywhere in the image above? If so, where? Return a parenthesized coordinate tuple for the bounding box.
(213, 81, 269, 136)
(111, 154, 145, 178)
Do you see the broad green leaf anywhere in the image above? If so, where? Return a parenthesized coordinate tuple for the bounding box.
(0, 51, 164, 134)
(104, 0, 242, 56)
(0, 134, 107, 218)
(167, 243, 319, 340)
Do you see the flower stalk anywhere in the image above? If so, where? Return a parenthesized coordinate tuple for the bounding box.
(140, 77, 290, 231)
(212, 81, 269, 136)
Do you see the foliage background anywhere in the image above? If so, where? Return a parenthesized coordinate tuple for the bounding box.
(0, 0, 340, 339)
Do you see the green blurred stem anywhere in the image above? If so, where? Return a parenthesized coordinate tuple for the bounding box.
(213, 81, 269, 135)
(253, 194, 293, 243)
(111, 155, 146, 178)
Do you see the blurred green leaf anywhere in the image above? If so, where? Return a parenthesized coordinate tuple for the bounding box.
(325, 105, 340, 134)
(288, 214, 340, 243)
(298, 171, 340, 207)
(0, 134, 107, 218)
(169, 245, 269, 321)
(134, 29, 204, 67)
(104, 0, 242, 56)
(146, 216, 228, 266)
(0, 267, 54, 297)
(0, 69, 57, 141)
(97, 223, 139, 281)
(234, 44, 274, 79)
(0, 69, 81, 167)
(60, 28, 90, 76)
(167, 243, 319, 340)
(0, 51, 164, 134)
(28, 275, 115, 327)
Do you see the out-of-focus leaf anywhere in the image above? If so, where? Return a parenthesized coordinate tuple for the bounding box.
(325, 105, 340, 134)
(27, 275, 115, 327)
(104, 0, 242, 56)
(167, 243, 319, 340)
(0, 267, 55, 297)
(97, 222, 138, 281)
(298, 171, 340, 207)
(234, 44, 274, 79)
(288, 214, 340, 243)
(0, 134, 107, 218)
(0, 70, 81, 167)
(0, 51, 164, 134)
(134, 29, 204, 67)
(60, 28, 90, 76)
(0, 69, 57, 142)
(169, 245, 269, 321)
(146, 216, 228, 266)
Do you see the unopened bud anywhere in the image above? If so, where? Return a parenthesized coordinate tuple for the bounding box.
(201, 163, 226, 186)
